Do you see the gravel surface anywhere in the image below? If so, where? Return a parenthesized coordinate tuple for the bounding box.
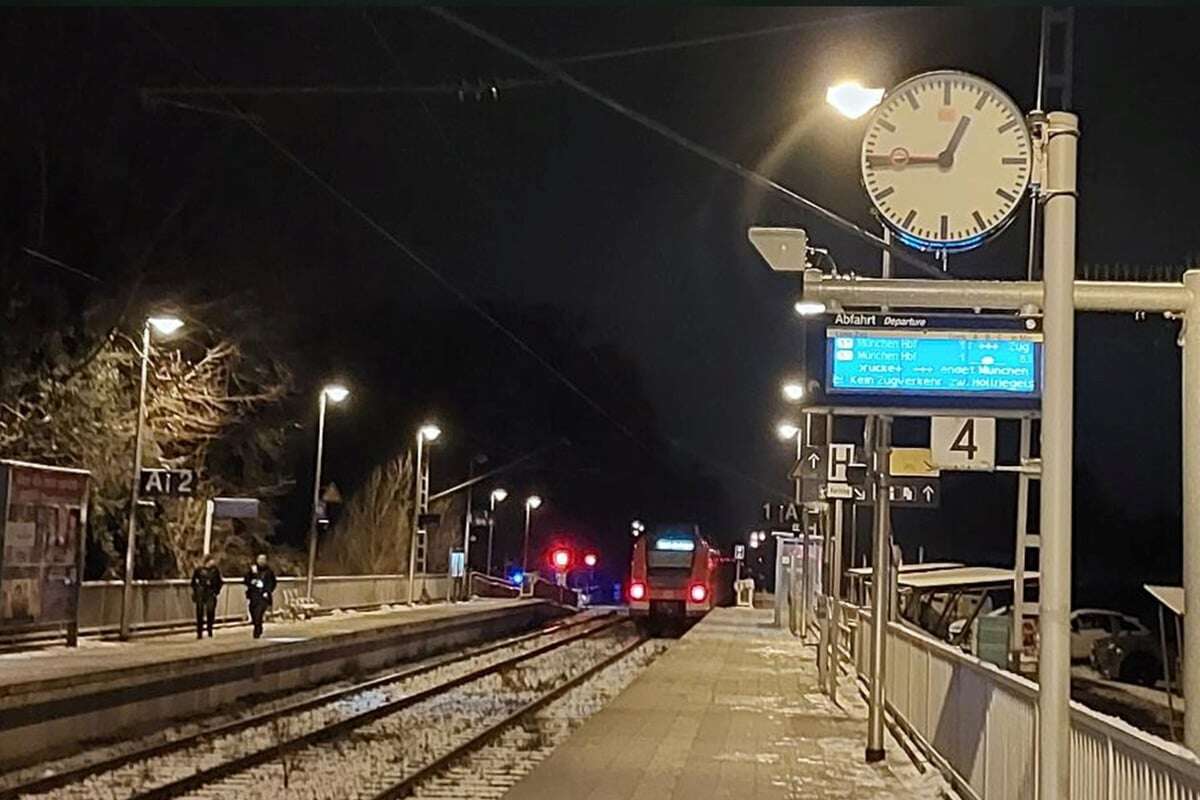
(5, 614, 614, 800)
(176, 624, 646, 799)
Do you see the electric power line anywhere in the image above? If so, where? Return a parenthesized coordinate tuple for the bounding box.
(126, 12, 795, 504)
(425, 6, 946, 280)
(556, 7, 925, 64)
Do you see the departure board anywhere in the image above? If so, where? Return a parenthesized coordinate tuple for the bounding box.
(808, 313, 1043, 409)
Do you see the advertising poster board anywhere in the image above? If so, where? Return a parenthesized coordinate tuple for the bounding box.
(0, 460, 90, 645)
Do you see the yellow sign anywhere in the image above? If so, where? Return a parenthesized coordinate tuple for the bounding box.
(889, 448, 941, 477)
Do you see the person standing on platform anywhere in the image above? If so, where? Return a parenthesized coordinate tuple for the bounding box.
(190, 557, 224, 639)
(244, 553, 277, 639)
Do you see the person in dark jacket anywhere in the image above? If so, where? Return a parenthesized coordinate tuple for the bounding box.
(244, 553, 277, 639)
(190, 557, 224, 639)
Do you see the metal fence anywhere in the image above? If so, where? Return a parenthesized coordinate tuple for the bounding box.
(79, 574, 452, 634)
(838, 602, 1200, 799)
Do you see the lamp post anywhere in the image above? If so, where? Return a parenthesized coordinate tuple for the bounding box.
(521, 494, 543, 577)
(120, 315, 184, 641)
(825, 81, 885, 120)
(487, 488, 508, 576)
(407, 423, 441, 605)
(305, 384, 349, 599)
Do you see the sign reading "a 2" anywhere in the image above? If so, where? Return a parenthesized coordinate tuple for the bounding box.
(139, 468, 197, 497)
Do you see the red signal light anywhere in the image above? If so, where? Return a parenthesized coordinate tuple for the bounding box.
(551, 548, 571, 570)
(689, 583, 708, 603)
(629, 582, 646, 601)
(583, 553, 598, 568)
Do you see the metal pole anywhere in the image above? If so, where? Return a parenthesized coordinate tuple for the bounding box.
(1011, 418, 1032, 670)
(829, 497, 844, 698)
(522, 502, 533, 575)
(305, 391, 327, 599)
(1038, 110, 1079, 800)
(120, 322, 151, 641)
(461, 458, 476, 581)
(1182, 269, 1200, 751)
(799, 412, 812, 640)
(202, 499, 215, 558)
(407, 432, 424, 605)
(487, 494, 497, 577)
(1160, 603, 1179, 743)
(800, 268, 1190, 313)
(866, 415, 891, 762)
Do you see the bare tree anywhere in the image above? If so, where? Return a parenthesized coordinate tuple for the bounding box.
(320, 451, 468, 578)
(0, 331, 294, 577)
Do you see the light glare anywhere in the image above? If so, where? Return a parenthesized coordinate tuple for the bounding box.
(776, 421, 800, 441)
(323, 384, 350, 403)
(794, 301, 827, 316)
(782, 382, 805, 402)
(148, 316, 184, 335)
(826, 82, 885, 119)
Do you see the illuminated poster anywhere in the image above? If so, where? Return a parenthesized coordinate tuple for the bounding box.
(0, 461, 90, 635)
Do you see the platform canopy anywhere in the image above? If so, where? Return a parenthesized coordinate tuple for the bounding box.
(898, 566, 1039, 591)
(847, 561, 963, 578)
(1146, 584, 1185, 617)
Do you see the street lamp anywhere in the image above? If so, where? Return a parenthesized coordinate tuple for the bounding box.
(825, 81, 885, 119)
(522, 494, 543, 578)
(487, 488, 508, 577)
(407, 422, 442, 605)
(631, 519, 645, 537)
(782, 381, 806, 402)
(776, 421, 801, 441)
(120, 314, 184, 641)
(305, 384, 349, 599)
(793, 300, 827, 316)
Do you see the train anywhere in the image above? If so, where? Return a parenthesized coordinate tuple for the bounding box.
(627, 523, 733, 633)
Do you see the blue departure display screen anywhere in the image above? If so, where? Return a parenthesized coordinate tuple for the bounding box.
(826, 327, 1041, 398)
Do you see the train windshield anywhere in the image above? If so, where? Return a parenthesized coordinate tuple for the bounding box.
(648, 528, 697, 570)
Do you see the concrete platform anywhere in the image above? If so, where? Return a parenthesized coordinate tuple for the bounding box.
(0, 598, 563, 769)
(506, 607, 953, 800)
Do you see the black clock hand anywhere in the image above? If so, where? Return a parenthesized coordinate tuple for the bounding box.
(938, 116, 971, 167)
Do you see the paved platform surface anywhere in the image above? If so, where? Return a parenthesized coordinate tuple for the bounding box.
(0, 598, 531, 696)
(506, 606, 952, 800)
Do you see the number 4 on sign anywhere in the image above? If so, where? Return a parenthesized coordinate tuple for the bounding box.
(931, 417, 996, 471)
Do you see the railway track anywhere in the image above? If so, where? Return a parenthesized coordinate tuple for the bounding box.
(1, 611, 632, 800)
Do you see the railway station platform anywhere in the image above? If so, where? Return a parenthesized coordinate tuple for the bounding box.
(0, 597, 564, 769)
(507, 606, 953, 800)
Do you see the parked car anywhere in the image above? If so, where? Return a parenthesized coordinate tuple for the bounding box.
(1070, 609, 1149, 661)
(1093, 628, 1176, 687)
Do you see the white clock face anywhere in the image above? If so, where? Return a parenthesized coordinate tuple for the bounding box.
(861, 71, 1032, 252)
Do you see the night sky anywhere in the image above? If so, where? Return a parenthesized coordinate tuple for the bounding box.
(3, 7, 1198, 613)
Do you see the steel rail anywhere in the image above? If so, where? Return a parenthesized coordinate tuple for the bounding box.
(371, 634, 649, 799)
(0, 612, 611, 799)
(126, 617, 626, 800)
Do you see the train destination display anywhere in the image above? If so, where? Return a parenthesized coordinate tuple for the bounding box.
(809, 313, 1043, 411)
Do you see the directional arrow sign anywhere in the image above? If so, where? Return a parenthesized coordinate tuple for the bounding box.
(800, 446, 824, 480)
(887, 477, 941, 508)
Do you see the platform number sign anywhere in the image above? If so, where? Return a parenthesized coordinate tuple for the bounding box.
(931, 417, 996, 471)
(139, 468, 197, 497)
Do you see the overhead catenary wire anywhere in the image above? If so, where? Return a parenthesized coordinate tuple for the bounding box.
(425, 7, 946, 281)
(125, 11, 792, 503)
(555, 7, 925, 64)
